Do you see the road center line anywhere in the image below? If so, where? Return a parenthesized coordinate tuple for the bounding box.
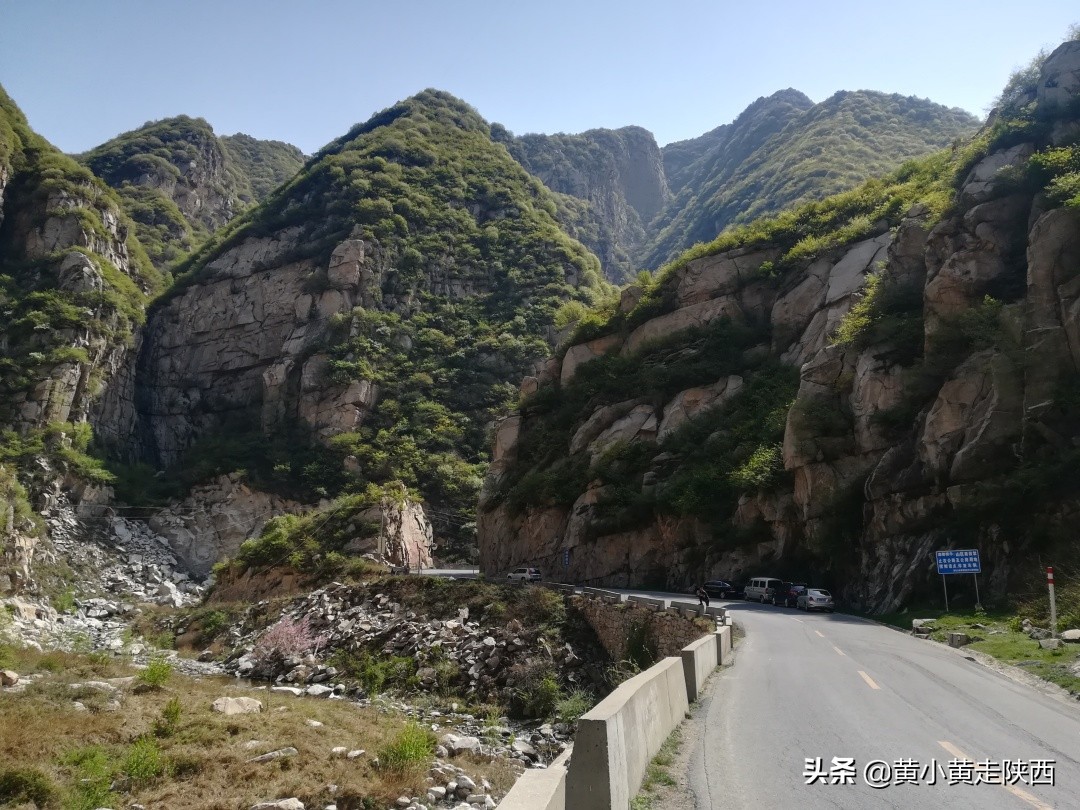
(832, 645, 846, 656)
(793, 618, 804, 623)
(937, 741, 1051, 810)
(814, 630, 825, 638)
(857, 670, 880, 689)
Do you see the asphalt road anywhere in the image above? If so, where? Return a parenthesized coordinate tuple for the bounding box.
(655, 596, 1080, 809)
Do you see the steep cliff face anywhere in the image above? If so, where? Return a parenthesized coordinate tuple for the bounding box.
(495, 125, 669, 281)
(79, 117, 303, 270)
(478, 41, 1080, 612)
(95, 90, 603, 557)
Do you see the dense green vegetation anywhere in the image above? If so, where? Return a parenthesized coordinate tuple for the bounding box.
(78, 116, 222, 268)
(644, 90, 980, 268)
(220, 132, 304, 201)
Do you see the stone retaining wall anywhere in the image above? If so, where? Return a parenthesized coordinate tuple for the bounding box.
(575, 595, 709, 660)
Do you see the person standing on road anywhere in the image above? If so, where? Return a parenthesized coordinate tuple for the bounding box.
(695, 584, 710, 610)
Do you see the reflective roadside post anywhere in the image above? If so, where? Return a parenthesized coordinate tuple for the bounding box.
(1048, 566, 1057, 639)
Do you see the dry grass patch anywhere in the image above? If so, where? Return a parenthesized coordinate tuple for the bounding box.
(0, 647, 471, 809)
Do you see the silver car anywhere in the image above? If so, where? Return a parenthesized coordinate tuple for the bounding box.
(797, 588, 834, 612)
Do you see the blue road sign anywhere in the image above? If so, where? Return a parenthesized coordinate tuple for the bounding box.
(936, 549, 981, 575)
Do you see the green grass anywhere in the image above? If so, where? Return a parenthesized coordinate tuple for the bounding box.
(630, 727, 682, 809)
(873, 607, 1080, 696)
(135, 656, 174, 690)
(376, 722, 436, 773)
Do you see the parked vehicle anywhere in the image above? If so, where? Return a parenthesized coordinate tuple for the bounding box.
(744, 576, 783, 603)
(773, 582, 807, 607)
(797, 588, 835, 612)
(507, 567, 542, 583)
(701, 580, 739, 599)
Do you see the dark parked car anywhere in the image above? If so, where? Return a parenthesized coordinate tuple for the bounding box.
(773, 582, 807, 607)
(701, 580, 742, 599)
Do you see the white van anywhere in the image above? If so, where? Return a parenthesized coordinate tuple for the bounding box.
(744, 577, 784, 603)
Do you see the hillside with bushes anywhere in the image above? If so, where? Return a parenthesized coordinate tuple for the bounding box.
(642, 90, 981, 268)
(90, 90, 605, 564)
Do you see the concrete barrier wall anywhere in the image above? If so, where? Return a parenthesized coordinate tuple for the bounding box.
(565, 656, 689, 809)
(498, 746, 572, 810)
(626, 594, 665, 610)
(543, 583, 577, 595)
(581, 586, 621, 603)
(669, 599, 704, 616)
(680, 633, 718, 703)
(715, 625, 732, 664)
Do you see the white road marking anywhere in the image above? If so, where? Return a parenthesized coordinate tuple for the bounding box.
(832, 645, 846, 657)
(937, 741, 1051, 809)
(857, 670, 881, 690)
(814, 630, 825, 638)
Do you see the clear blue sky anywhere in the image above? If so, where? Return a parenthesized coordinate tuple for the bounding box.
(1, 1, 1077, 155)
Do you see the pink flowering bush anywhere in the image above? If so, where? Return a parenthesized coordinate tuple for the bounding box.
(251, 615, 326, 665)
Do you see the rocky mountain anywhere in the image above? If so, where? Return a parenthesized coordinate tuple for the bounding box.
(78, 116, 303, 270)
(0, 83, 163, 591)
(477, 40, 1080, 613)
(87, 89, 603, 564)
(500, 90, 979, 281)
(494, 125, 669, 281)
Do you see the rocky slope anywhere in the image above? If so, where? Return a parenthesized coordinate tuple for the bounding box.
(478, 40, 1080, 613)
(79, 117, 303, 270)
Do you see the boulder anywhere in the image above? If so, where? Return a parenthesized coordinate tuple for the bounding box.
(622, 296, 742, 355)
(560, 333, 623, 385)
(1038, 41, 1080, 110)
(1060, 629, 1080, 643)
(211, 696, 263, 715)
(438, 733, 481, 756)
(0, 670, 19, 687)
(1039, 638, 1063, 651)
(250, 800, 305, 810)
(248, 747, 299, 763)
(946, 633, 972, 648)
